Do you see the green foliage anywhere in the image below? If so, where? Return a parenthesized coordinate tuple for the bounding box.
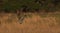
(0, 0, 60, 12)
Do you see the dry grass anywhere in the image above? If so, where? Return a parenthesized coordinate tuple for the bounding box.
(0, 12, 60, 33)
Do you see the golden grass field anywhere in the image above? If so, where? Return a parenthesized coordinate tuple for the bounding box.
(0, 12, 60, 33)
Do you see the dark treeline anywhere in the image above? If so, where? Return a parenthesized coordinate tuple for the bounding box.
(0, 0, 60, 13)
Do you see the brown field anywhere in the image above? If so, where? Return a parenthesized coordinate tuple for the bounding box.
(0, 12, 60, 33)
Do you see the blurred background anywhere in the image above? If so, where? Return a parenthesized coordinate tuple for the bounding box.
(0, 0, 60, 13)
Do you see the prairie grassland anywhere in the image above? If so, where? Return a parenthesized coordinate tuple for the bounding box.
(0, 12, 60, 33)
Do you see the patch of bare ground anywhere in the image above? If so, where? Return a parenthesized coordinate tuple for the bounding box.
(0, 12, 60, 33)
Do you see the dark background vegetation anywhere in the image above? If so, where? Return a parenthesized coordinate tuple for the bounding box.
(0, 0, 60, 13)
